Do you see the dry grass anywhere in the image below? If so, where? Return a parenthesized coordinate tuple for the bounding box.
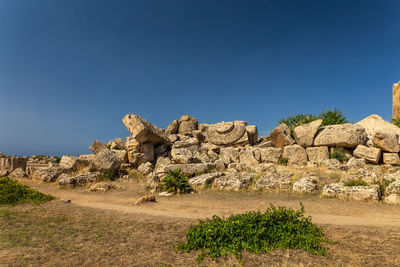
(1, 200, 400, 266)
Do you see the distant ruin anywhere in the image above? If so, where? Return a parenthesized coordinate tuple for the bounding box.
(393, 81, 400, 119)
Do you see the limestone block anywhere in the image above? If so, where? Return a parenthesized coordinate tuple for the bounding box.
(282, 145, 307, 165)
(293, 119, 322, 147)
(306, 146, 329, 163)
(266, 123, 295, 149)
(353, 145, 381, 164)
(314, 124, 367, 148)
(383, 153, 400, 165)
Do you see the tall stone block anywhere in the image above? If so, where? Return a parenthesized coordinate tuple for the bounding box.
(393, 81, 400, 119)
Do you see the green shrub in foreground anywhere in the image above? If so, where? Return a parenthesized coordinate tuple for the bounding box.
(161, 169, 192, 194)
(0, 177, 54, 205)
(177, 204, 329, 263)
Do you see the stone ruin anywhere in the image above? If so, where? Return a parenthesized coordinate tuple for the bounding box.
(393, 81, 400, 119)
(3, 111, 400, 204)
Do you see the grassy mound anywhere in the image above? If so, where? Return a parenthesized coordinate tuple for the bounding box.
(0, 177, 54, 205)
(177, 204, 329, 263)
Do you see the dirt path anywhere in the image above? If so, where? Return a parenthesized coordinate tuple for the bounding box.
(20, 179, 400, 228)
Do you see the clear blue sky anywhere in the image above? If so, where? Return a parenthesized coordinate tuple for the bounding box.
(1, 0, 399, 156)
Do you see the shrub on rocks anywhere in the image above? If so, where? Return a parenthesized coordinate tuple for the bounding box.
(161, 169, 192, 194)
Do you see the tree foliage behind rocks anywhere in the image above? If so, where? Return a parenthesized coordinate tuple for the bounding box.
(279, 109, 349, 133)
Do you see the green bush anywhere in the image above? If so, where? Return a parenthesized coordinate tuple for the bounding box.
(329, 147, 347, 163)
(100, 171, 118, 181)
(278, 109, 349, 133)
(55, 157, 62, 163)
(392, 118, 400, 128)
(279, 157, 289, 166)
(177, 204, 329, 263)
(0, 177, 54, 205)
(319, 109, 349, 127)
(161, 169, 192, 194)
(343, 179, 368, 187)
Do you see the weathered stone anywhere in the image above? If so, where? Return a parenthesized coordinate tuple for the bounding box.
(266, 123, 295, 149)
(179, 114, 198, 124)
(394, 82, 400, 119)
(0, 156, 27, 172)
(357, 114, 400, 147)
(220, 147, 240, 165)
(92, 150, 123, 172)
(154, 144, 168, 155)
(89, 182, 117, 192)
(171, 138, 204, 164)
(138, 162, 153, 176)
(259, 147, 282, 163)
(254, 170, 294, 191)
(372, 130, 400, 153)
(207, 121, 247, 146)
(346, 157, 366, 169)
(226, 163, 247, 172)
(122, 113, 171, 146)
(254, 163, 276, 173)
(256, 140, 273, 148)
(239, 149, 260, 167)
(201, 143, 220, 154)
(282, 145, 307, 165)
(293, 119, 322, 147)
(213, 173, 254, 191)
(384, 194, 400, 204)
(168, 134, 179, 143)
(293, 176, 320, 193)
(386, 180, 400, 195)
(353, 145, 381, 164)
(166, 120, 179, 135)
(306, 146, 329, 163)
(322, 183, 379, 201)
(110, 150, 128, 163)
(59, 172, 101, 187)
(89, 140, 107, 154)
(314, 124, 367, 148)
(135, 195, 157, 204)
(31, 166, 63, 182)
(383, 153, 400, 165)
(139, 143, 154, 162)
(246, 125, 258, 146)
(162, 163, 214, 177)
(0, 169, 8, 177)
(79, 154, 96, 161)
(189, 172, 224, 187)
(321, 159, 348, 171)
(215, 159, 226, 171)
(60, 156, 92, 173)
(8, 168, 27, 179)
(107, 138, 125, 150)
(178, 120, 197, 135)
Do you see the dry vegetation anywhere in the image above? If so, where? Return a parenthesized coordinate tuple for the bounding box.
(1, 180, 400, 266)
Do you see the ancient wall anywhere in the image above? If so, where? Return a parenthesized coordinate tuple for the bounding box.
(393, 81, 400, 119)
(0, 156, 28, 171)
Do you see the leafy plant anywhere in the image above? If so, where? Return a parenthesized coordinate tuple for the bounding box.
(278, 109, 348, 133)
(392, 118, 400, 128)
(99, 171, 118, 181)
(376, 179, 395, 200)
(177, 204, 329, 263)
(329, 147, 347, 163)
(0, 177, 54, 205)
(279, 157, 289, 166)
(161, 169, 192, 194)
(343, 179, 368, 187)
(319, 109, 349, 127)
(55, 157, 62, 163)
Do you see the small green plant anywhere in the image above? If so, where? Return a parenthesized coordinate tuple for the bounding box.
(106, 144, 112, 150)
(278, 109, 349, 134)
(177, 204, 329, 263)
(392, 118, 400, 128)
(0, 177, 54, 205)
(329, 146, 346, 163)
(376, 179, 395, 200)
(330, 172, 341, 181)
(279, 157, 289, 166)
(36, 155, 48, 158)
(55, 157, 62, 163)
(343, 179, 368, 187)
(161, 169, 192, 194)
(99, 171, 117, 181)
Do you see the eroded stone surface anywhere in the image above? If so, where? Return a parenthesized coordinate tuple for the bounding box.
(207, 121, 247, 146)
(322, 183, 379, 201)
(293, 119, 322, 147)
(314, 124, 367, 148)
